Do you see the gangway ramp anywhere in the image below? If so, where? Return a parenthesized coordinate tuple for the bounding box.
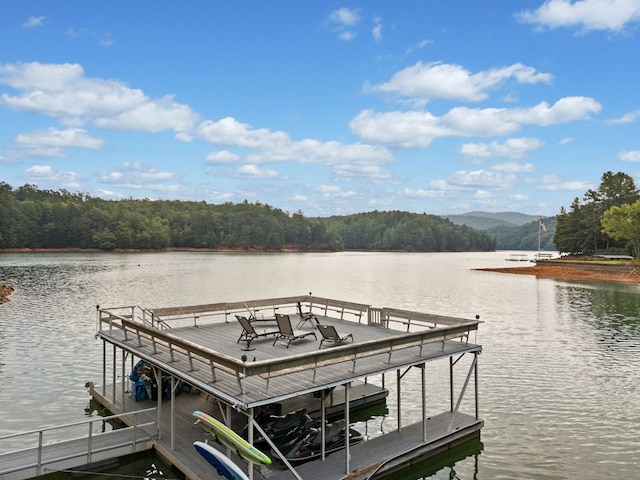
(0, 408, 156, 480)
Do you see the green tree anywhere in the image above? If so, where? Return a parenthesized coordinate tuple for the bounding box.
(554, 171, 640, 255)
(601, 201, 640, 258)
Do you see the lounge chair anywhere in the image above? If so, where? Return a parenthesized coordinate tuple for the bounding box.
(317, 324, 353, 349)
(296, 301, 319, 329)
(236, 315, 278, 348)
(273, 313, 317, 348)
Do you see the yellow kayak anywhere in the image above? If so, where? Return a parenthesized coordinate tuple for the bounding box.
(193, 410, 272, 465)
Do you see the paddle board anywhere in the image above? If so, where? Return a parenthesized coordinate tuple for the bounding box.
(193, 410, 272, 465)
(193, 441, 249, 480)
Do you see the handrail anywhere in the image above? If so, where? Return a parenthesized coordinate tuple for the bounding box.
(97, 308, 478, 382)
(147, 295, 370, 325)
(0, 407, 157, 478)
(0, 407, 157, 442)
(247, 322, 478, 379)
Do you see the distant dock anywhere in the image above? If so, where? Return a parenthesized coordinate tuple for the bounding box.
(506, 253, 529, 261)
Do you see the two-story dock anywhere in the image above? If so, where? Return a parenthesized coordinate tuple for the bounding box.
(87, 294, 482, 480)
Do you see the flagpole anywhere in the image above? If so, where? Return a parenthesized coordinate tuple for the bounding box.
(537, 218, 542, 260)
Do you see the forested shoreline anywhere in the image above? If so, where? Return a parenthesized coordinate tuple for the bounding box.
(0, 183, 495, 253)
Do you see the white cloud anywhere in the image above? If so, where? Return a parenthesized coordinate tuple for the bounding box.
(372, 18, 383, 41)
(2, 127, 105, 160)
(460, 137, 544, 159)
(517, 0, 640, 32)
(22, 164, 81, 188)
(329, 8, 360, 27)
(558, 137, 574, 145)
(473, 190, 495, 200)
(195, 117, 284, 148)
(317, 184, 357, 198)
(22, 16, 45, 28)
(99, 162, 182, 189)
(370, 62, 553, 102)
(618, 150, 640, 162)
(234, 164, 279, 179)
(607, 109, 640, 124)
(448, 170, 517, 188)
(0, 62, 198, 134)
(350, 97, 601, 148)
(65, 28, 115, 46)
(327, 7, 360, 41)
(509, 193, 529, 201)
(405, 39, 433, 55)
(402, 188, 445, 199)
(206, 150, 241, 164)
(331, 163, 393, 183)
(16, 127, 104, 149)
(492, 161, 535, 173)
(339, 31, 356, 41)
(93, 94, 196, 132)
(536, 174, 592, 191)
(195, 116, 393, 166)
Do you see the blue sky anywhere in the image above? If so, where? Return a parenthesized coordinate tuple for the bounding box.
(1, 1, 639, 217)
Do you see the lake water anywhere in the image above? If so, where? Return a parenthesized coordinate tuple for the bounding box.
(1, 251, 639, 479)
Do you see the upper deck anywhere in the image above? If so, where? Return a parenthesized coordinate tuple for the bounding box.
(96, 294, 481, 410)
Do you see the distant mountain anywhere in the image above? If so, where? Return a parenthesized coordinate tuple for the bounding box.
(444, 211, 540, 230)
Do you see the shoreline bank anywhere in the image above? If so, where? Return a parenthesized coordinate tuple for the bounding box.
(478, 263, 640, 284)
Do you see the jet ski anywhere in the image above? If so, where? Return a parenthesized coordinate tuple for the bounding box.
(280, 419, 364, 465)
(242, 407, 314, 451)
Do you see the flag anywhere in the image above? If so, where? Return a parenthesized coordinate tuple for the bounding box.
(539, 218, 547, 233)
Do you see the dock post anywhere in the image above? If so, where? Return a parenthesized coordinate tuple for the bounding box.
(344, 382, 351, 475)
(321, 394, 326, 461)
(396, 370, 401, 430)
(475, 351, 480, 419)
(449, 356, 454, 412)
(170, 375, 175, 451)
(121, 350, 126, 411)
(421, 363, 427, 443)
(112, 345, 117, 407)
(102, 342, 106, 396)
(157, 375, 162, 440)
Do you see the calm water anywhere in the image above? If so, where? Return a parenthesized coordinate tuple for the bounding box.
(1, 251, 639, 479)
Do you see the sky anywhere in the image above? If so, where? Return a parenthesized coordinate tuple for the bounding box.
(1, 1, 639, 218)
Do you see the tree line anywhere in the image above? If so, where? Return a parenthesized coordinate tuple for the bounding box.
(553, 171, 640, 257)
(486, 217, 556, 251)
(0, 182, 496, 252)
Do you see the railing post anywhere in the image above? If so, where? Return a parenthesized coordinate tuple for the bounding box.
(133, 412, 138, 453)
(87, 421, 93, 464)
(37, 430, 43, 476)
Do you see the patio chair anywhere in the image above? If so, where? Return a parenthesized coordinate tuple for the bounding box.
(273, 313, 317, 348)
(317, 324, 353, 349)
(236, 315, 279, 349)
(296, 301, 319, 329)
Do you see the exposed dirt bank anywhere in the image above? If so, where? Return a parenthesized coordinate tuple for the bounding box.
(478, 264, 640, 284)
(0, 284, 13, 303)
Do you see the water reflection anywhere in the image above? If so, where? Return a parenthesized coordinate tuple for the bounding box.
(379, 439, 482, 480)
(557, 284, 640, 340)
(36, 451, 183, 480)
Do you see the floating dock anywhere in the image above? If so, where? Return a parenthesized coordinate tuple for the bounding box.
(87, 295, 482, 479)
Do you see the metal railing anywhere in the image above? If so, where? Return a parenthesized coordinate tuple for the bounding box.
(0, 407, 156, 478)
(96, 298, 479, 391)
